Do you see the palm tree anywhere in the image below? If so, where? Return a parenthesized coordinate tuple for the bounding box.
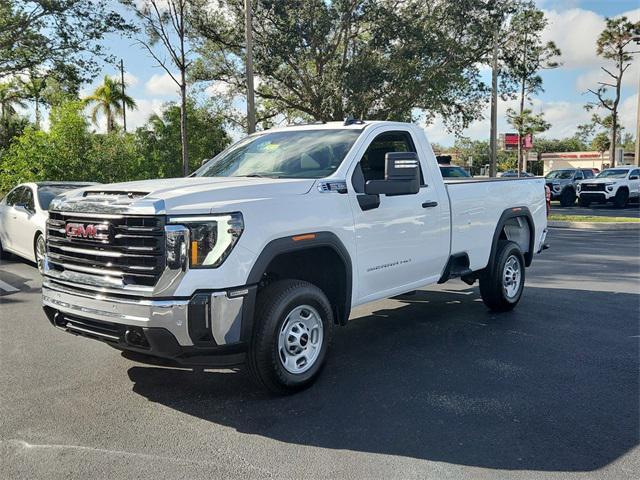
(0, 82, 27, 120)
(18, 71, 47, 129)
(84, 75, 136, 132)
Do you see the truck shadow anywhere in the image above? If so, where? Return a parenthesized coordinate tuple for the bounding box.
(127, 285, 639, 472)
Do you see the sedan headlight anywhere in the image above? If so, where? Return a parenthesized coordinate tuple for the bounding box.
(167, 213, 244, 269)
(552, 183, 561, 192)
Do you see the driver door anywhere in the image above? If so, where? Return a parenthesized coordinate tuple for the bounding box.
(12, 187, 37, 258)
(347, 128, 448, 304)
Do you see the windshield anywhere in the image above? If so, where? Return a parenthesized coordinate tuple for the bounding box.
(37, 185, 91, 209)
(195, 129, 361, 179)
(440, 166, 471, 178)
(545, 170, 574, 180)
(596, 169, 628, 179)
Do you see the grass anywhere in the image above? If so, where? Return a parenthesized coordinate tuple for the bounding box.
(549, 214, 640, 223)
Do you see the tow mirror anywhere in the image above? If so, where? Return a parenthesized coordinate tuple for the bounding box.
(364, 152, 420, 196)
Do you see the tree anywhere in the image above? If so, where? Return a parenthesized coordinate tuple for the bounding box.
(0, 1, 131, 82)
(0, 82, 27, 120)
(506, 107, 550, 171)
(135, 101, 231, 177)
(122, 0, 193, 176)
(591, 132, 611, 159)
(18, 70, 47, 128)
(585, 16, 640, 167)
(84, 75, 137, 133)
(500, 6, 561, 173)
(191, 0, 503, 132)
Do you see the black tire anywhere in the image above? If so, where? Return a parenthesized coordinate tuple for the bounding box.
(578, 197, 591, 207)
(613, 188, 629, 209)
(0, 238, 9, 260)
(479, 241, 525, 312)
(247, 279, 334, 395)
(34, 233, 45, 272)
(559, 188, 576, 207)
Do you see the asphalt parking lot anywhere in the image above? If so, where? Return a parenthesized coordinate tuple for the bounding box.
(1, 228, 639, 480)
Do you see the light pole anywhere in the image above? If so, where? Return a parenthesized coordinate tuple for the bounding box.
(245, 0, 256, 134)
(120, 59, 127, 133)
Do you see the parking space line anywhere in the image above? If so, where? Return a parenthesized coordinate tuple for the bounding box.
(0, 279, 19, 293)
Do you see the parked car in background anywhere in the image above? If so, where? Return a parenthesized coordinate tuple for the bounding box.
(544, 168, 596, 207)
(439, 164, 471, 178)
(0, 182, 97, 268)
(499, 170, 535, 178)
(577, 166, 640, 208)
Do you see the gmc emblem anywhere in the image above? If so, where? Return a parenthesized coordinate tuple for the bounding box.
(65, 222, 110, 241)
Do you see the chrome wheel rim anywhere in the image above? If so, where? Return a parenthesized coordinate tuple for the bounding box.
(278, 305, 324, 374)
(36, 236, 46, 273)
(503, 255, 521, 299)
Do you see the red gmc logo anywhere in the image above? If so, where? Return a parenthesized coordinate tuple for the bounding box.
(65, 223, 107, 240)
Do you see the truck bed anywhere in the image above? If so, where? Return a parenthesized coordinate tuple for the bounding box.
(445, 177, 547, 271)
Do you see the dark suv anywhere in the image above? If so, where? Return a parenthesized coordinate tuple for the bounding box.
(545, 168, 595, 207)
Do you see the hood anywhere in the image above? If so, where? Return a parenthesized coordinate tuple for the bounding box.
(579, 178, 619, 185)
(49, 177, 316, 215)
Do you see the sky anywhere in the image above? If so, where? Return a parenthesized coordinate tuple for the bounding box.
(21, 0, 640, 147)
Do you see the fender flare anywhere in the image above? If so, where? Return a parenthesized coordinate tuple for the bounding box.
(487, 206, 535, 272)
(247, 231, 353, 325)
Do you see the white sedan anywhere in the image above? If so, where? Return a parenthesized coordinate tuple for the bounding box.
(0, 182, 96, 269)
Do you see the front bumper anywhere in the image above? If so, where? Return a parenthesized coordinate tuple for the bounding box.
(578, 191, 613, 202)
(42, 279, 256, 367)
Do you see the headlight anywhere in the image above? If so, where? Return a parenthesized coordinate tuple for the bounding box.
(576, 184, 581, 192)
(167, 213, 244, 269)
(606, 185, 614, 191)
(553, 184, 561, 192)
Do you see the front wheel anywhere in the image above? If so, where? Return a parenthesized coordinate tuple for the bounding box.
(34, 233, 46, 273)
(613, 189, 629, 209)
(479, 241, 525, 312)
(248, 279, 334, 394)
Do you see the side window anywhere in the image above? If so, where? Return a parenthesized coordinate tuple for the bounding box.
(6, 187, 23, 206)
(574, 171, 584, 180)
(352, 131, 423, 193)
(583, 170, 594, 179)
(631, 169, 640, 178)
(23, 187, 35, 210)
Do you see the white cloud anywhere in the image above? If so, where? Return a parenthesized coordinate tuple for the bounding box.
(541, 8, 640, 70)
(145, 72, 179, 96)
(205, 81, 232, 97)
(576, 60, 639, 92)
(110, 72, 140, 88)
(619, 93, 638, 136)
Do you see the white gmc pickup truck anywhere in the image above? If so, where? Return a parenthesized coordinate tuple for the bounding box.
(42, 120, 548, 393)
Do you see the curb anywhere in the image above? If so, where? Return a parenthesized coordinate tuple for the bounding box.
(549, 221, 640, 231)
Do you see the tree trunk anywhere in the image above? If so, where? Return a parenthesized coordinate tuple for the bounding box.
(180, 81, 188, 176)
(517, 77, 525, 175)
(34, 96, 40, 129)
(609, 113, 617, 168)
(489, 36, 498, 178)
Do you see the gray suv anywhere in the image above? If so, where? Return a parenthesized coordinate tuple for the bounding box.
(545, 168, 595, 207)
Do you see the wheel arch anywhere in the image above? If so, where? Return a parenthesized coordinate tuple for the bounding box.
(487, 207, 535, 272)
(247, 232, 353, 326)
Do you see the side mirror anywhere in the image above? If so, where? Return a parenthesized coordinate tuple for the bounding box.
(364, 152, 420, 196)
(201, 158, 210, 166)
(630, 175, 639, 180)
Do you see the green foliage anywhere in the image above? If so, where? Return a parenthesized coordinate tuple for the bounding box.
(506, 108, 550, 140)
(191, 0, 504, 131)
(0, 100, 144, 192)
(450, 138, 515, 174)
(534, 137, 588, 153)
(135, 101, 231, 177)
(591, 132, 610, 154)
(84, 75, 137, 132)
(0, 1, 132, 82)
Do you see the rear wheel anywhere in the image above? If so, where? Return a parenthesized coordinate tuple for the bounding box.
(559, 188, 576, 207)
(613, 188, 629, 209)
(248, 279, 334, 394)
(479, 241, 525, 312)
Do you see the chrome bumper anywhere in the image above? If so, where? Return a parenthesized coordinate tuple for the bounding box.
(42, 279, 247, 348)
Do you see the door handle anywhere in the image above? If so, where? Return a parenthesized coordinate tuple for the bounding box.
(422, 201, 438, 208)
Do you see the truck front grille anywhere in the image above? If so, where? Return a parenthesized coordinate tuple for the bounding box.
(47, 212, 165, 287)
(580, 183, 606, 192)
